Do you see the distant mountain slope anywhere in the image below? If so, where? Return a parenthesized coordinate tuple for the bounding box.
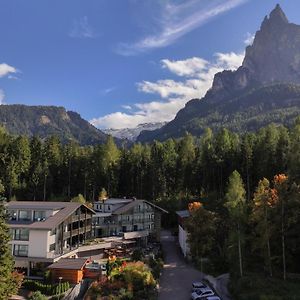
(138, 84, 300, 141)
(137, 5, 300, 142)
(103, 122, 167, 141)
(0, 104, 109, 145)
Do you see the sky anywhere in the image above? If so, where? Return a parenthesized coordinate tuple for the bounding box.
(0, 0, 300, 129)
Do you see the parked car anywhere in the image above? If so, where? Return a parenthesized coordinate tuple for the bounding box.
(100, 264, 106, 271)
(192, 281, 207, 289)
(191, 287, 215, 300)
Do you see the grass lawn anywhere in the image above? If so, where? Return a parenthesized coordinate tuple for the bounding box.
(230, 273, 300, 300)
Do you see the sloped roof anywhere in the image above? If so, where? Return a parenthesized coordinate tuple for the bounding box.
(48, 258, 88, 270)
(113, 199, 168, 215)
(6, 201, 95, 230)
(176, 210, 190, 218)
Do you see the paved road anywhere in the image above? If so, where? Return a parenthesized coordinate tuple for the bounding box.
(158, 230, 204, 300)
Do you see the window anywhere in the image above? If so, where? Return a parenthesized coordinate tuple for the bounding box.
(50, 228, 56, 236)
(34, 211, 46, 221)
(49, 243, 56, 251)
(18, 210, 31, 221)
(8, 210, 17, 221)
(13, 244, 28, 257)
(14, 229, 29, 241)
(107, 205, 111, 211)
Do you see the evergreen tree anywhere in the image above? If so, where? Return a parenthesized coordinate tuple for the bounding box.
(225, 170, 247, 277)
(185, 202, 217, 271)
(0, 181, 19, 298)
(250, 178, 276, 276)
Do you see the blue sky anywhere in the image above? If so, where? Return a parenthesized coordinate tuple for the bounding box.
(0, 0, 300, 129)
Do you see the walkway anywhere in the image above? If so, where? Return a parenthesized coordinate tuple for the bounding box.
(158, 230, 204, 300)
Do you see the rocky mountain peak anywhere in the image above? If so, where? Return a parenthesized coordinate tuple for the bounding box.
(207, 4, 300, 102)
(268, 4, 289, 24)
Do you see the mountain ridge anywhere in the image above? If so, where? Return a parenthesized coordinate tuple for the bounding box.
(137, 4, 300, 142)
(0, 104, 110, 145)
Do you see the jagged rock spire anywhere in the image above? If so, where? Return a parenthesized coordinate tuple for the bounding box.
(269, 4, 289, 23)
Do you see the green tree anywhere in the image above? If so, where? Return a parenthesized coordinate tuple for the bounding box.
(250, 178, 276, 276)
(185, 203, 217, 271)
(225, 170, 247, 277)
(0, 181, 19, 298)
(71, 193, 86, 204)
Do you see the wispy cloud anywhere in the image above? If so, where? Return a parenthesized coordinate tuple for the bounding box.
(122, 105, 132, 110)
(100, 86, 117, 95)
(0, 89, 5, 104)
(116, 0, 248, 55)
(244, 32, 255, 45)
(90, 51, 244, 129)
(0, 63, 19, 78)
(69, 16, 96, 39)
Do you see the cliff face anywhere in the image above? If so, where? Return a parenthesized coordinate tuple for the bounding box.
(137, 5, 300, 142)
(207, 4, 300, 101)
(243, 4, 300, 85)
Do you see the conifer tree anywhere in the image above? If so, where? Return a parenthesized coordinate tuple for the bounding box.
(225, 170, 246, 277)
(0, 181, 19, 298)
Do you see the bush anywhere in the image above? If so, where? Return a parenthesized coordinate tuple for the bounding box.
(230, 274, 300, 300)
(28, 291, 48, 300)
(23, 279, 70, 296)
(131, 249, 144, 261)
(148, 257, 163, 279)
(50, 294, 66, 300)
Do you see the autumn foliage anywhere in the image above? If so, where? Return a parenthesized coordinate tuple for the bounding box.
(188, 201, 202, 211)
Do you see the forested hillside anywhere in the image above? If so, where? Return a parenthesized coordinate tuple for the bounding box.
(0, 118, 299, 207)
(0, 105, 108, 145)
(138, 83, 300, 141)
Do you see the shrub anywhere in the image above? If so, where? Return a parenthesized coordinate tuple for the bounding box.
(131, 249, 144, 261)
(28, 291, 48, 300)
(23, 279, 70, 296)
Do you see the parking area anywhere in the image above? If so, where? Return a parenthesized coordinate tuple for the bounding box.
(158, 230, 205, 300)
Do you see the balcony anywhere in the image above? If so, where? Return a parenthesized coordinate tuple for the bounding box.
(60, 226, 92, 240)
(71, 214, 92, 223)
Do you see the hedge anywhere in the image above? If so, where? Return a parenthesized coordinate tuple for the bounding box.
(23, 280, 70, 296)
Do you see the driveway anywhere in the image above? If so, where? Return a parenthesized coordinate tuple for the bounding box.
(158, 230, 204, 300)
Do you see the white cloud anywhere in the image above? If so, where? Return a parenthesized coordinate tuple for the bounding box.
(214, 52, 245, 69)
(100, 87, 116, 95)
(161, 57, 208, 77)
(116, 0, 248, 55)
(91, 51, 245, 129)
(0, 63, 18, 78)
(0, 89, 5, 104)
(122, 105, 132, 110)
(91, 112, 146, 129)
(69, 16, 96, 39)
(244, 32, 255, 45)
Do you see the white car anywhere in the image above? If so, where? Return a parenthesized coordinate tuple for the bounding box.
(206, 297, 221, 300)
(192, 281, 207, 292)
(191, 287, 215, 300)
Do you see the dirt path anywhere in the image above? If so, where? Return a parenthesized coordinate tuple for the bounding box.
(158, 230, 204, 300)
